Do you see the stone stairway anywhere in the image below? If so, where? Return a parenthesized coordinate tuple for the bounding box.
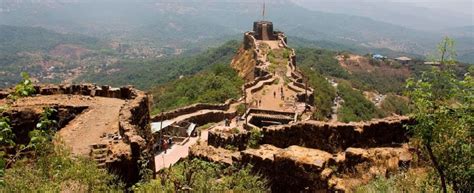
(90, 144, 109, 168)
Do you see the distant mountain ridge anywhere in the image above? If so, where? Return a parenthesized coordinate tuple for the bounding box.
(0, 0, 473, 63)
(290, 0, 473, 31)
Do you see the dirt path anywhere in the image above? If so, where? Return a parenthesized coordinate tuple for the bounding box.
(13, 95, 126, 156)
(258, 40, 280, 49)
(251, 78, 298, 112)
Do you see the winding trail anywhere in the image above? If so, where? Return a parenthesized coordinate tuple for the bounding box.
(153, 39, 311, 172)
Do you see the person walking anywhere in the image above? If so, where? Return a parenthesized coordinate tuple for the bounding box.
(163, 139, 168, 154)
(273, 91, 276, 98)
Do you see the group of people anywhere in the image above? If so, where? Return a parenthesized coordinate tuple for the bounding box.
(254, 99, 262, 107)
(273, 86, 285, 100)
(159, 137, 173, 154)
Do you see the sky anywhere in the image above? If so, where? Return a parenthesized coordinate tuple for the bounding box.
(3, 0, 473, 15)
(293, 0, 473, 14)
(390, 0, 473, 14)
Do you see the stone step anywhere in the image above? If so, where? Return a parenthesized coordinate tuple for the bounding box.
(95, 158, 107, 163)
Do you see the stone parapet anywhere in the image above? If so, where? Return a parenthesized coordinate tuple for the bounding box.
(262, 116, 412, 153)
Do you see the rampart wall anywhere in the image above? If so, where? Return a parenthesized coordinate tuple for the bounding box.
(0, 84, 153, 184)
(207, 116, 411, 155)
(262, 116, 412, 153)
(151, 99, 235, 122)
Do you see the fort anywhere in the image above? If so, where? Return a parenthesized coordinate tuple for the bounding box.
(0, 20, 415, 192)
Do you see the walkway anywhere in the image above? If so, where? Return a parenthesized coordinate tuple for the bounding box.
(12, 95, 127, 156)
(154, 129, 208, 171)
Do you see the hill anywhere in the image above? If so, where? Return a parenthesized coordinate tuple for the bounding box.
(0, 25, 104, 87)
(0, 25, 99, 55)
(290, 0, 472, 31)
(1, 0, 470, 61)
(75, 40, 240, 90)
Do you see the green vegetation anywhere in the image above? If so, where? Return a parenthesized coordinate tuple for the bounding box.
(268, 48, 291, 73)
(301, 67, 337, 120)
(297, 47, 470, 94)
(151, 64, 243, 113)
(406, 37, 473, 192)
(380, 94, 410, 115)
(1, 106, 122, 191)
(133, 158, 268, 192)
(355, 169, 445, 193)
(297, 48, 350, 79)
(8, 72, 36, 100)
(298, 47, 408, 93)
(0, 117, 13, 186)
(0, 25, 99, 55)
(231, 127, 240, 134)
(236, 104, 246, 116)
(337, 82, 384, 122)
(248, 128, 262, 149)
(3, 142, 122, 192)
(0, 25, 103, 87)
(78, 40, 240, 90)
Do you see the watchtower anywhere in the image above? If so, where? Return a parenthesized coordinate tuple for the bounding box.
(253, 21, 276, 41)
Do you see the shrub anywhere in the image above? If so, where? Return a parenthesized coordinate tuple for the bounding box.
(380, 94, 410, 115)
(248, 128, 262, 149)
(236, 104, 246, 116)
(355, 169, 446, 193)
(406, 37, 473, 192)
(1, 106, 123, 191)
(133, 159, 268, 192)
(231, 128, 240, 134)
(8, 72, 36, 100)
(2, 142, 122, 192)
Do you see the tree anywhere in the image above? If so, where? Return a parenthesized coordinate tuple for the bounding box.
(406, 37, 473, 192)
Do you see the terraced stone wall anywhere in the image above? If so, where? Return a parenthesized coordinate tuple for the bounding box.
(151, 99, 235, 122)
(262, 116, 412, 153)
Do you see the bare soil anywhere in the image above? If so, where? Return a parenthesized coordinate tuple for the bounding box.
(12, 95, 126, 156)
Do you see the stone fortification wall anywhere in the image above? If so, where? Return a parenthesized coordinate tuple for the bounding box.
(206, 116, 410, 157)
(23, 84, 153, 151)
(0, 84, 153, 184)
(245, 108, 295, 117)
(183, 110, 236, 126)
(262, 116, 412, 153)
(243, 74, 272, 90)
(240, 144, 413, 192)
(208, 129, 250, 151)
(248, 77, 275, 94)
(243, 32, 258, 50)
(151, 99, 235, 122)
